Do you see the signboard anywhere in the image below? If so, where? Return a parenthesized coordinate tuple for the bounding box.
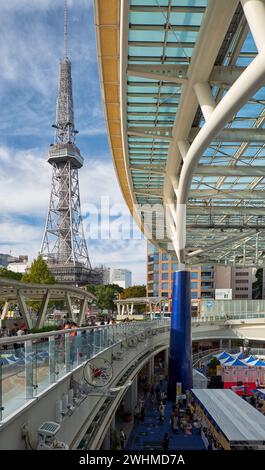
(215, 289, 232, 300)
(176, 382, 182, 401)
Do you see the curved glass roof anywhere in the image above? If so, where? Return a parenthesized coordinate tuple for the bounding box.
(96, 0, 265, 267)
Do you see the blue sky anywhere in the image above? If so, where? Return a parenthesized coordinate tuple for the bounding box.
(0, 0, 146, 284)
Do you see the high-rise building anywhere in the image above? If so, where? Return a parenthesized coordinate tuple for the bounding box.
(40, 2, 91, 285)
(0, 254, 28, 270)
(110, 269, 132, 289)
(147, 242, 255, 314)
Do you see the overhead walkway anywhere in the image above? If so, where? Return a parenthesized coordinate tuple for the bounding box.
(0, 320, 169, 449)
(0, 278, 95, 329)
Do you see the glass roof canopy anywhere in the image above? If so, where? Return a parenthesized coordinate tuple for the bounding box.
(95, 0, 265, 268)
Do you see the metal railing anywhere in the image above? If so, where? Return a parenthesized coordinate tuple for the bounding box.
(0, 319, 169, 422)
(192, 312, 265, 323)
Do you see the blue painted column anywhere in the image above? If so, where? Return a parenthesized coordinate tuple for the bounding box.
(167, 270, 192, 401)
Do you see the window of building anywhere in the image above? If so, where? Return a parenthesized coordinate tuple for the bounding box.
(162, 253, 169, 261)
(191, 292, 198, 299)
(191, 272, 198, 279)
(162, 292, 168, 297)
(162, 263, 168, 271)
(191, 282, 198, 289)
(172, 263, 178, 270)
(235, 272, 249, 276)
(162, 273, 168, 280)
(236, 279, 249, 284)
(236, 287, 248, 291)
(235, 294, 249, 298)
(162, 282, 169, 290)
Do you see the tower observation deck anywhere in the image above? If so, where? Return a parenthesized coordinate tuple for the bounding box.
(40, 1, 91, 285)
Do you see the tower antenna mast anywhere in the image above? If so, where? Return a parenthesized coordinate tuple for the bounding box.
(64, 0, 68, 59)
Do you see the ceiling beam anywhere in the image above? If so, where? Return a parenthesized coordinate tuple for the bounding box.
(187, 205, 265, 216)
(195, 165, 265, 177)
(190, 127, 265, 142)
(187, 224, 265, 229)
(189, 189, 265, 199)
(186, 230, 257, 258)
(134, 188, 163, 197)
(128, 127, 172, 141)
(130, 6, 206, 13)
(128, 41, 195, 48)
(129, 24, 200, 32)
(130, 164, 166, 175)
(128, 64, 244, 86)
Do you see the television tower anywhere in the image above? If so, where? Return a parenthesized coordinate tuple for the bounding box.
(40, 0, 91, 285)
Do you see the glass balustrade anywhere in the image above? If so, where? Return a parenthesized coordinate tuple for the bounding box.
(0, 320, 169, 422)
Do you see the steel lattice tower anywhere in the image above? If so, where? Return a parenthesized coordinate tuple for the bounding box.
(41, 1, 91, 285)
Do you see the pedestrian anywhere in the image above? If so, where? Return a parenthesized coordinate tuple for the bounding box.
(134, 405, 140, 424)
(140, 406, 145, 423)
(171, 411, 179, 433)
(120, 428, 126, 450)
(0, 326, 8, 350)
(159, 401, 165, 422)
(162, 432, 169, 451)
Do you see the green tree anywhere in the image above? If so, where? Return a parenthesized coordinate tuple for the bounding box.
(120, 285, 147, 314)
(0, 267, 22, 281)
(120, 285, 146, 299)
(87, 284, 123, 314)
(22, 255, 56, 284)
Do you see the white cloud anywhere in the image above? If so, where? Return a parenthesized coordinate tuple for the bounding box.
(0, 146, 147, 284)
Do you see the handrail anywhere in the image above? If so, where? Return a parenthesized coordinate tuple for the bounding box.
(0, 319, 169, 346)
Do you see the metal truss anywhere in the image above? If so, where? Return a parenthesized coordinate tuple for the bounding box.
(41, 1, 91, 284)
(41, 161, 91, 270)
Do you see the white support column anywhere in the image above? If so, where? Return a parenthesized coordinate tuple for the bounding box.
(194, 82, 216, 121)
(117, 303, 121, 315)
(164, 348, 169, 375)
(121, 304, 125, 316)
(126, 304, 130, 316)
(130, 303, 134, 315)
(77, 297, 87, 326)
(241, 0, 265, 53)
(178, 140, 190, 161)
(65, 293, 74, 321)
(147, 356, 154, 383)
(35, 289, 50, 329)
(1, 301, 10, 322)
(17, 290, 33, 330)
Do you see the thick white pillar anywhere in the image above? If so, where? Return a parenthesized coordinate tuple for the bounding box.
(194, 82, 216, 121)
(1, 301, 9, 321)
(241, 0, 265, 53)
(164, 348, 169, 375)
(123, 376, 138, 413)
(178, 140, 190, 160)
(147, 356, 154, 383)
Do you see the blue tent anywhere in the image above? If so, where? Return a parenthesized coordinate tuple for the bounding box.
(215, 351, 230, 360)
(221, 354, 235, 364)
(224, 358, 247, 366)
(230, 352, 244, 359)
(249, 359, 265, 367)
(244, 356, 256, 363)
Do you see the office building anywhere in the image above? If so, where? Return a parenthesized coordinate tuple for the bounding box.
(110, 269, 132, 289)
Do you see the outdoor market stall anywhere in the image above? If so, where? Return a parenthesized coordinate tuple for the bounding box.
(191, 389, 265, 450)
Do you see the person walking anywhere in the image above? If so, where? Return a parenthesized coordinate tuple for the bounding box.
(134, 405, 140, 424)
(162, 433, 169, 451)
(119, 429, 126, 450)
(159, 401, 165, 422)
(140, 406, 145, 423)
